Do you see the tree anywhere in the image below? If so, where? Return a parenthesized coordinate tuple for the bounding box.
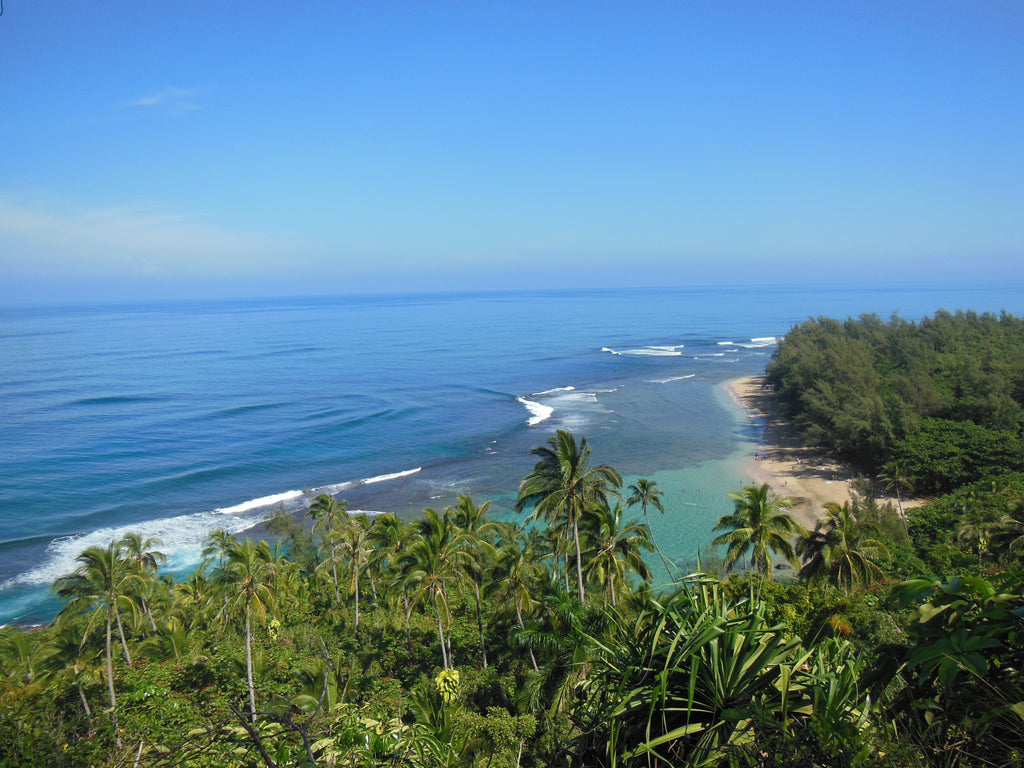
(307, 493, 349, 606)
(339, 513, 373, 628)
(491, 525, 546, 672)
(202, 528, 237, 569)
(217, 538, 278, 723)
(626, 477, 676, 581)
(516, 430, 622, 601)
(54, 540, 142, 747)
(581, 503, 653, 606)
(449, 494, 499, 668)
(119, 532, 165, 632)
(403, 508, 473, 670)
(957, 500, 1001, 565)
(798, 501, 890, 590)
(712, 484, 805, 577)
(878, 460, 913, 530)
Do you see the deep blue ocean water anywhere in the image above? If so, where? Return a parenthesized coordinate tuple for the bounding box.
(2, 282, 1021, 625)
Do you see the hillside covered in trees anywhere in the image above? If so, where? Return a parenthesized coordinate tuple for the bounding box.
(766, 309, 1024, 491)
(3, 314, 1024, 767)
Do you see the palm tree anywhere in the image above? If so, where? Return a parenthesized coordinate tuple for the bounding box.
(626, 478, 676, 581)
(47, 624, 100, 722)
(53, 540, 142, 747)
(491, 525, 546, 672)
(798, 502, 890, 590)
(120, 532, 165, 632)
(995, 498, 1024, 558)
(581, 503, 653, 607)
(338, 514, 373, 628)
(368, 513, 418, 645)
(516, 430, 622, 601)
(878, 460, 913, 531)
(449, 494, 499, 668)
(957, 502, 1001, 565)
(712, 484, 805, 577)
(402, 508, 473, 670)
(217, 538, 277, 722)
(307, 493, 349, 605)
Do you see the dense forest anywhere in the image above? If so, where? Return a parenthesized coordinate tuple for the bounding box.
(3, 313, 1024, 767)
(766, 309, 1024, 489)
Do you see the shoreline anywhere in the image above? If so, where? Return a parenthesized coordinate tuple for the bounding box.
(725, 375, 864, 529)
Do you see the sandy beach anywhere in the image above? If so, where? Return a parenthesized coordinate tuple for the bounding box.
(727, 375, 870, 529)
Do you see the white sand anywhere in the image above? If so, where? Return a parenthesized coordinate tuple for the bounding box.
(725, 375, 912, 529)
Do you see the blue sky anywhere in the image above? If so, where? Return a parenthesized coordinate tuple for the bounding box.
(1, 1, 1022, 303)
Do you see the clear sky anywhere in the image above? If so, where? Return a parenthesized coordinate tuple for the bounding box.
(1, 1, 1022, 303)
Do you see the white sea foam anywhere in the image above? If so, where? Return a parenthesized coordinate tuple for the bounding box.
(320, 467, 422, 494)
(533, 386, 575, 396)
(5, 510, 255, 589)
(4, 467, 423, 592)
(603, 345, 683, 356)
(648, 374, 696, 384)
(518, 397, 554, 426)
(216, 490, 304, 515)
(717, 341, 735, 346)
(623, 347, 683, 356)
(737, 337, 777, 348)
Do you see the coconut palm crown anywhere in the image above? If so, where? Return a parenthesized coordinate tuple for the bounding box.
(712, 483, 805, 577)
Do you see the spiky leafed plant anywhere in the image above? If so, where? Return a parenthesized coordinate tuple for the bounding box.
(576, 576, 874, 767)
(517, 430, 622, 601)
(712, 483, 805, 577)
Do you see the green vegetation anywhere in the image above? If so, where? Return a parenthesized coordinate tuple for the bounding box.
(766, 309, 1024, 488)
(4, 310, 1024, 766)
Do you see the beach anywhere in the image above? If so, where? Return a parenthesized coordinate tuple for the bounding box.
(727, 375, 869, 529)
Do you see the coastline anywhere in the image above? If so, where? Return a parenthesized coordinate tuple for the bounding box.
(725, 375, 863, 529)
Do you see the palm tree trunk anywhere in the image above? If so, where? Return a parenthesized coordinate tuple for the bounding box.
(78, 679, 92, 719)
(245, 611, 257, 723)
(516, 602, 539, 672)
(442, 584, 454, 668)
(115, 606, 132, 665)
(140, 595, 157, 633)
(402, 590, 412, 648)
(331, 549, 340, 606)
(433, 592, 449, 670)
(473, 580, 488, 669)
(645, 510, 676, 581)
(105, 611, 121, 748)
(353, 566, 360, 628)
(572, 522, 586, 601)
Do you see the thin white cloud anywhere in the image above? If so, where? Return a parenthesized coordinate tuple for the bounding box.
(129, 86, 200, 114)
(0, 195, 292, 281)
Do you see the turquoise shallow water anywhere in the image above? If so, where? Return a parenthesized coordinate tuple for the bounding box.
(2, 283, 1021, 624)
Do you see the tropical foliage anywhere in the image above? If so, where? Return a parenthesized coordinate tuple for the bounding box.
(767, 310, 1024, 486)
(3, 359, 1024, 768)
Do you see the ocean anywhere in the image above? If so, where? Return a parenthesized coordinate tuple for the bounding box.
(2, 282, 1021, 625)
